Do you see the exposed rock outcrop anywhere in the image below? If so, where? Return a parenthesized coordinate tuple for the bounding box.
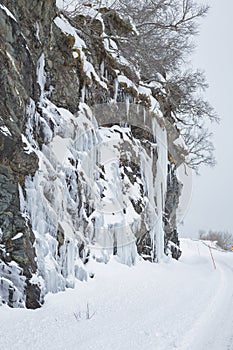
(0, 1, 186, 308)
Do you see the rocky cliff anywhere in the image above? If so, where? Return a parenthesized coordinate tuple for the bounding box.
(0, 0, 187, 308)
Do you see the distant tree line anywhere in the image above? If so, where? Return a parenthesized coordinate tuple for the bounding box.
(199, 230, 233, 251)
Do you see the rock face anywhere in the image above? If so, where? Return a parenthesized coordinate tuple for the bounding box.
(0, 1, 44, 308)
(0, 1, 186, 308)
(164, 165, 183, 260)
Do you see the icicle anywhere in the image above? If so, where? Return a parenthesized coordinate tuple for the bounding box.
(139, 116, 168, 262)
(80, 84, 86, 103)
(143, 106, 146, 124)
(18, 184, 26, 215)
(125, 95, 130, 118)
(100, 60, 105, 77)
(113, 78, 118, 102)
(34, 22, 41, 43)
(36, 53, 46, 98)
(152, 117, 168, 262)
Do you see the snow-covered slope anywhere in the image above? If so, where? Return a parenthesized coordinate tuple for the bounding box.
(1, 239, 233, 350)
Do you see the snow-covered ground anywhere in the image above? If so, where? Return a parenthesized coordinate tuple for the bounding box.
(1, 239, 233, 350)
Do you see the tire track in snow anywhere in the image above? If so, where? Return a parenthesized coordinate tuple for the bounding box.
(179, 251, 233, 350)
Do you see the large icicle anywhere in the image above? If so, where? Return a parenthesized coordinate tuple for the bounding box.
(152, 117, 168, 262)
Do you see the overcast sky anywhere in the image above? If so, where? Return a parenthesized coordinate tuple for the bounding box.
(179, 0, 233, 237)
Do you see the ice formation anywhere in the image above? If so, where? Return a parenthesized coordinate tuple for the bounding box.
(0, 3, 184, 306)
(22, 10, 171, 300)
(22, 90, 169, 299)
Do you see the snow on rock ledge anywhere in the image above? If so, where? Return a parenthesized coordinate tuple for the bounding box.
(0, 0, 185, 307)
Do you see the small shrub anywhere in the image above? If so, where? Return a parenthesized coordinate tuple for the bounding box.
(73, 303, 95, 321)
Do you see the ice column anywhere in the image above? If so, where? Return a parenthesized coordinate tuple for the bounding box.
(152, 117, 168, 262)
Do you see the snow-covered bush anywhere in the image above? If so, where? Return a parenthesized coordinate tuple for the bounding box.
(199, 230, 233, 251)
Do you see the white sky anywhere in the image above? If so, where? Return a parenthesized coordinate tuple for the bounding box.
(179, 0, 233, 237)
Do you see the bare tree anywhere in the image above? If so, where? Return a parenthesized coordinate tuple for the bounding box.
(162, 69, 218, 170)
(111, 0, 208, 76)
(61, 0, 218, 170)
(112, 1, 217, 170)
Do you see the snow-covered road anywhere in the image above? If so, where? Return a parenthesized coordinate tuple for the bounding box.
(0, 239, 233, 350)
(180, 245, 233, 350)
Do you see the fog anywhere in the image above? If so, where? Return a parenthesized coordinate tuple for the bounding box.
(179, 0, 233, 237)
